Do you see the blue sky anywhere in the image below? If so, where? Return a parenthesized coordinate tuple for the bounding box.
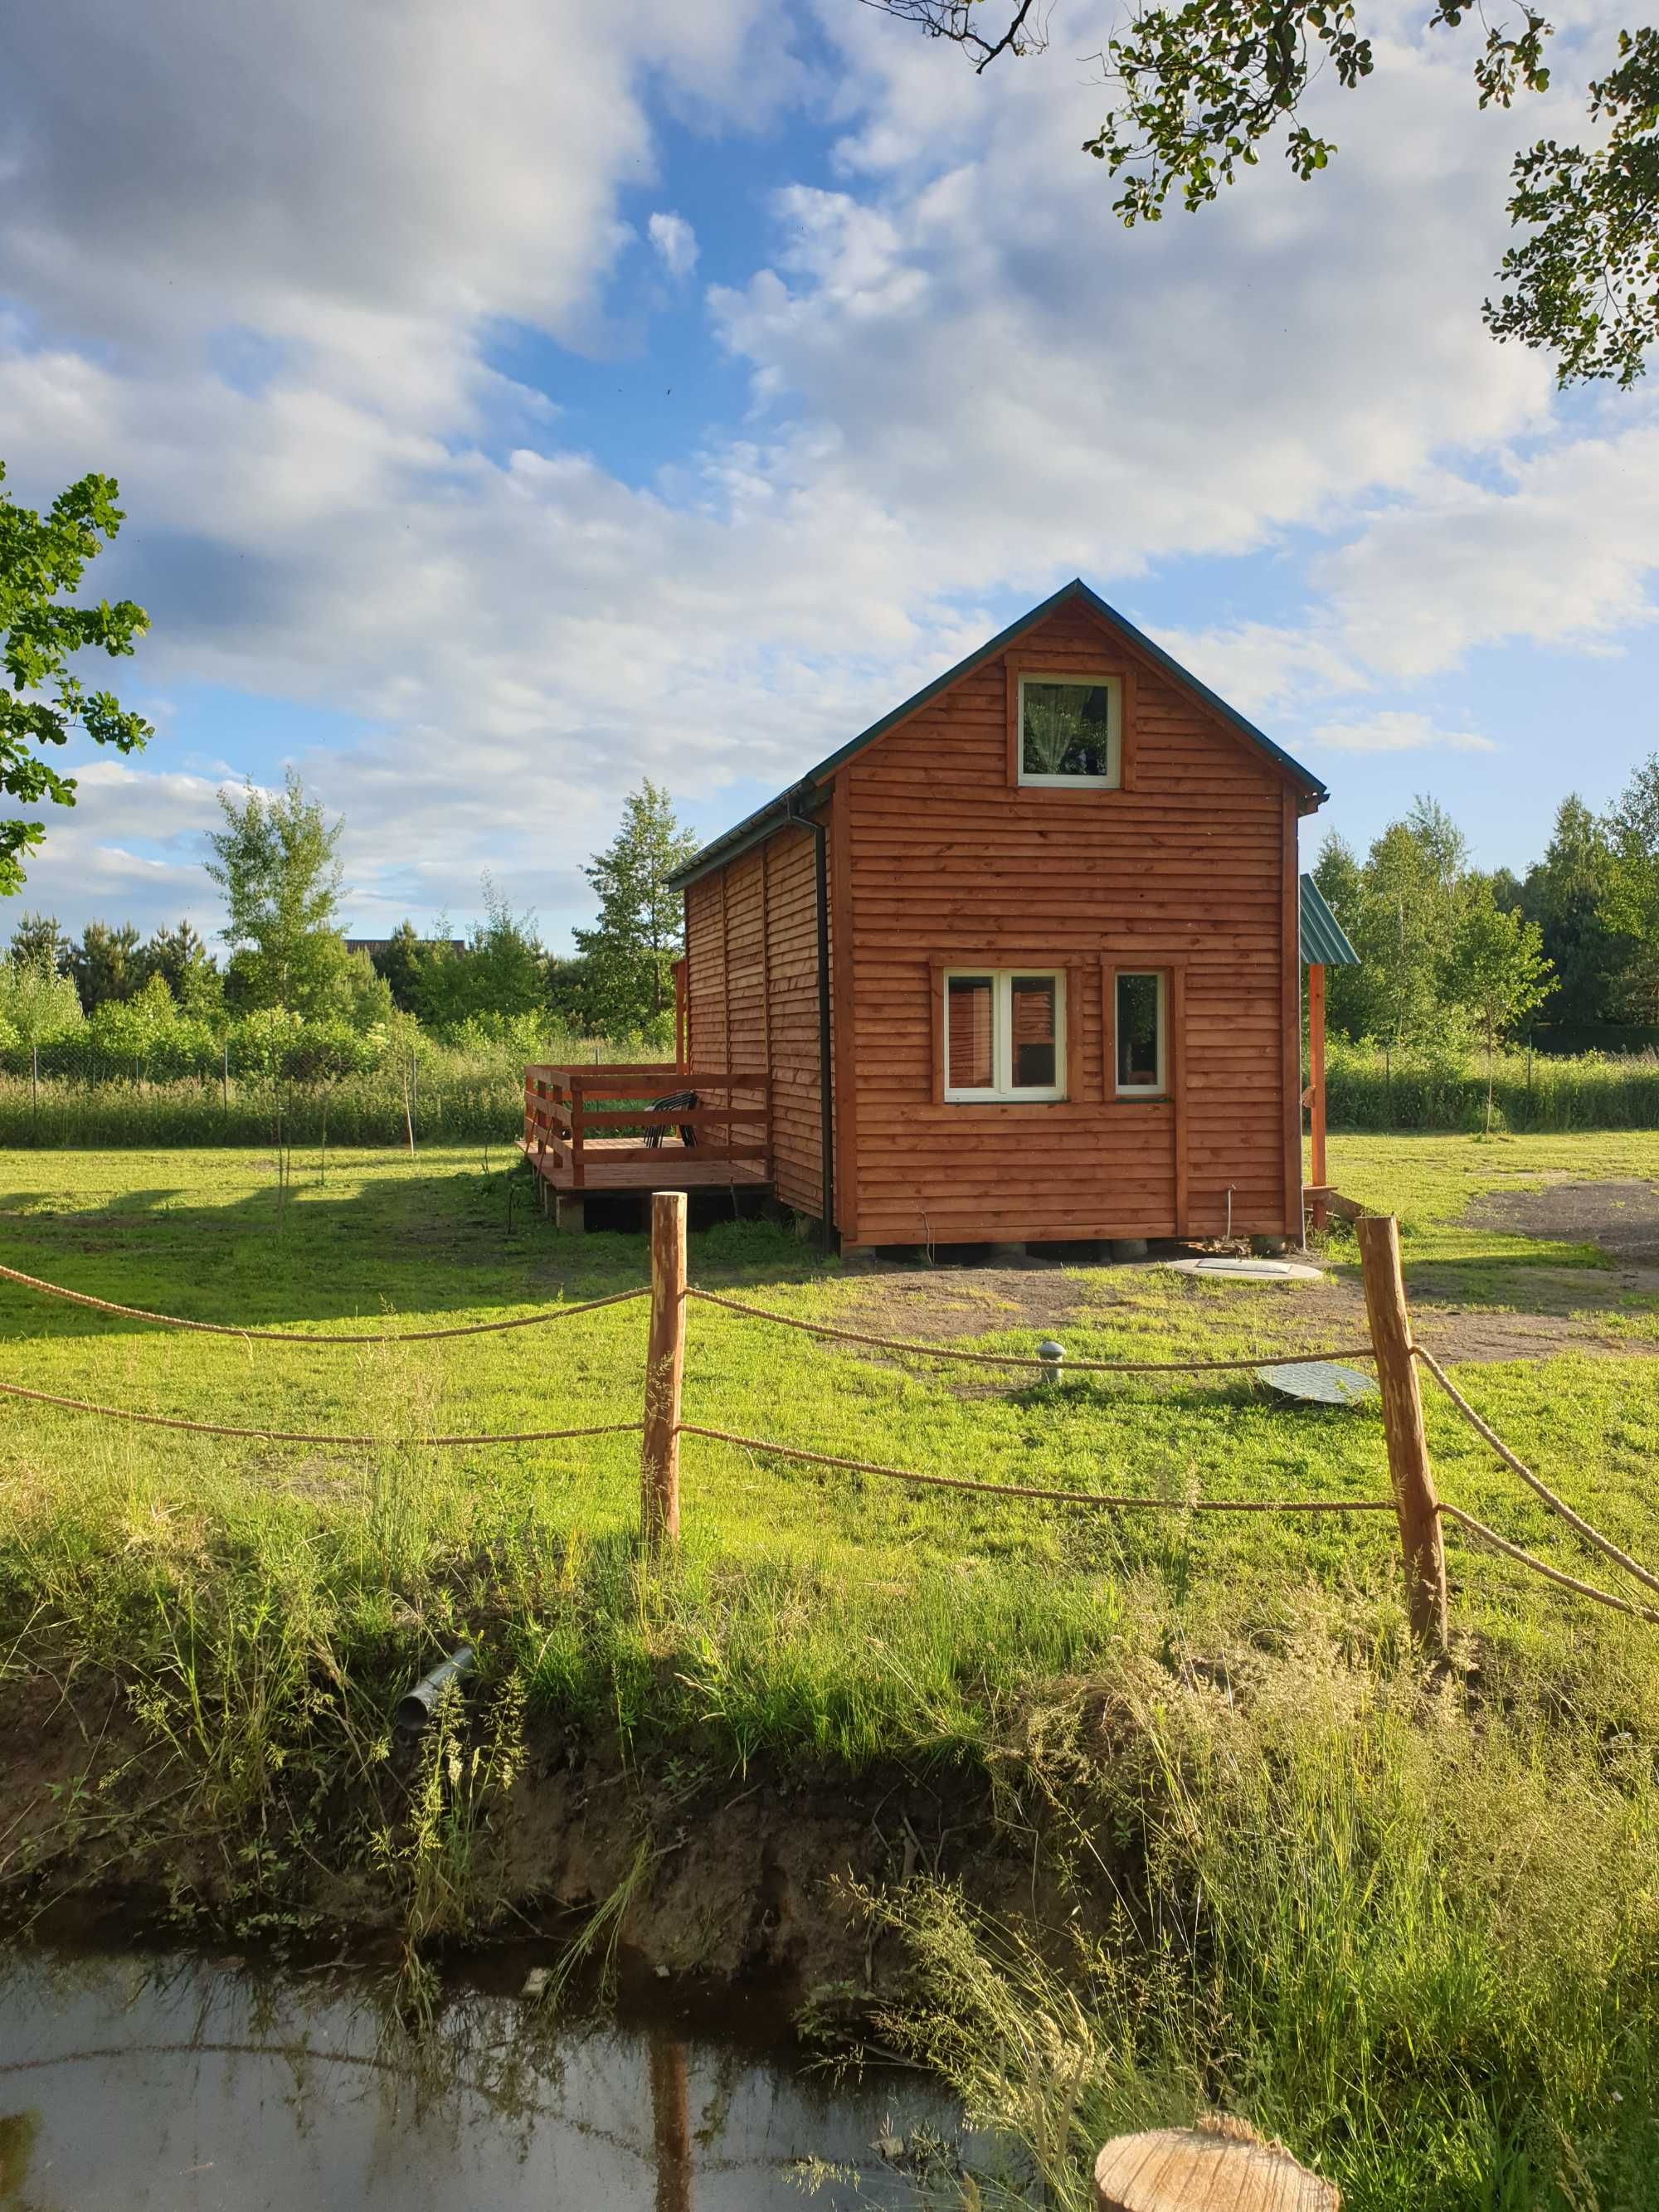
(3, 0, 1656, 953)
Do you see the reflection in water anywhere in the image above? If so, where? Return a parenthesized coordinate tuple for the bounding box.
(0, 1948, 962, 2210)
(650, 2029, 693, 2212)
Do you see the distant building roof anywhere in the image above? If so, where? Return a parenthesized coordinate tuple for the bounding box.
(1300, 875, 1360, 967)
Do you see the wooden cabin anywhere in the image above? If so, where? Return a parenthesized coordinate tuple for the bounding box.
(527, 579, 1336, 1248)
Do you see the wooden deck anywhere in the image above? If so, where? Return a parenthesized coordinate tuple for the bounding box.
(520, 1135, 770, 1194)
(522, 1064, 773, 1196)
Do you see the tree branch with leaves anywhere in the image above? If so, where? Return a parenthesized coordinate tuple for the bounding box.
(868, 0, 1658, 385)
(0, 460, 153, 893)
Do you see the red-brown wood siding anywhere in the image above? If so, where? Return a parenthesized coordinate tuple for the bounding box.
(685, 821, 830, 1221)
(681, 597, 1304, 1243)
(843, 599, 1298, 1243)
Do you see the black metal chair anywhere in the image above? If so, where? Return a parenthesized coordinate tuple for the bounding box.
(646, 1088, 699, 1149)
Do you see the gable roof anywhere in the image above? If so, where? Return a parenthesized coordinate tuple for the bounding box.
(1299, 873, 1360, 967)
(668, 578, 1327, 889)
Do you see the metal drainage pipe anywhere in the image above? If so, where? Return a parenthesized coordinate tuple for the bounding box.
(395, 1644, 475, 1733)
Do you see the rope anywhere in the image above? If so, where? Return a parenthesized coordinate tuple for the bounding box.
(686, 1290, 1373, 1377)
(0, 1377, 640, 1449)
(0, 1263, 647, 1344)
(1438, 1505, 1659, 1626)
(1415, 1346, 1659, 1601)
(677, 1422, 1395, 1514)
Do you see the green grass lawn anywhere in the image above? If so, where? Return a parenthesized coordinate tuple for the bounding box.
(2, 1135, 1659, 2208)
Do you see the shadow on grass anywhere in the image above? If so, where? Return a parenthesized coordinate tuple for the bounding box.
(0, 1159, 839, 1339)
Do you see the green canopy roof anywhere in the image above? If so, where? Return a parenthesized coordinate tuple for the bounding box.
(1301, 874, 1360, 967)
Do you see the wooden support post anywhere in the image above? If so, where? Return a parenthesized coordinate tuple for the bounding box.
(1356, 1213, 1447, 1648)
(1307, 961, 1327, 1233)
(642, 1189, 687, 1551)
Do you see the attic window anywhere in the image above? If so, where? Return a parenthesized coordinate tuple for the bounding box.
(1019, 675, 1121, 787)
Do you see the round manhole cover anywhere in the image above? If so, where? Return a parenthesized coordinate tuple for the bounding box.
(1164, 1257, 1324, 1283)
(1257, 1359, 1378, 1406)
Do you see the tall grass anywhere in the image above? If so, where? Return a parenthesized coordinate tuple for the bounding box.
(0, 1031, 670, 1147)
(864, 1645, 1659, 2210)
(5, 1034, 1659, 1147)
(6, 1143, 1659, 2202)
(1326, 1038, 1659, 1133)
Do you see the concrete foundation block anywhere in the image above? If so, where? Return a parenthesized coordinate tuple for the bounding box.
(555, 1194, 586, 1234)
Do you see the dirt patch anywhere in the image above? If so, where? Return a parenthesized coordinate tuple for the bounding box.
(1463, 1178, 1659, 1266)
(834, 1256, 1101, 1345)
(838, 1243, 1659, 1368)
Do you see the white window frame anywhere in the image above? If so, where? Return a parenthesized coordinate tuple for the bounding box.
(1114, 970, 1168, 1097)
(1017, 673, 1122, 790)
(944, 969, 1067, 1103)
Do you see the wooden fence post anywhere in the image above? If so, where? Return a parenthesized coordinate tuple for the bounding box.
(1356, 1213, 1447, 1648)
(642, 1189, 688, 1551)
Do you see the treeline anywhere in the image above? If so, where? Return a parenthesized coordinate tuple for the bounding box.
(1316, 756, 1659, 1059)
(0, 773, 696, 1077)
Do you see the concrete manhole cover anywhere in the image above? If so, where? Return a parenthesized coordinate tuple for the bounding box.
(1164, 1257, 1325, 1283)
(1257, 1359, 1378, 1405)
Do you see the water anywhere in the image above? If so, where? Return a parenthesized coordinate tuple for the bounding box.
(0, 1948, 965, 2209)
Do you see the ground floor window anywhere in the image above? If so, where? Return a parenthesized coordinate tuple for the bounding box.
(1115, 970, 1166, 1095)
(945, 970, 1065, 1101)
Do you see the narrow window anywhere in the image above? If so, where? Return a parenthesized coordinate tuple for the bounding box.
(947, 975, 995, 1091)
(1116, 972, 1165, 1096)
(945, 970, 1065, 1101)
(1019, 675, 1121, 787)
(1010, 975, 1058, 1088)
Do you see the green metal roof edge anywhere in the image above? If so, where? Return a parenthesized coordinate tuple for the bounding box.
(669, 579, 1328, 889)
(1300, 873, 1360, 967)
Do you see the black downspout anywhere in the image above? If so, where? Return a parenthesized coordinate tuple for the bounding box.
(787, 795, 835, 1248)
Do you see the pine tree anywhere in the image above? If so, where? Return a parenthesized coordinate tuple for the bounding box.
(1523, 796, 1622, 1028)
(145, 918, 215, 1000)
(572, 781, 697, 1039)
(6, 911, 70, 974)
(68, 920, 145, 1012)
(371, 921, 429, 1014)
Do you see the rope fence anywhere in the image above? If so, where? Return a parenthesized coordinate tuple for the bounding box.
(1413, 1344, 1659, 1601)
(687, 1287, 1374, 1375)
(678, 1423, 1397, 1514)
(0, 1377, 640, 1451)
(0, 1262, 646, 1344)
(3, 1196, 1657, 1642)
(1438, 1504, 1659, 1626)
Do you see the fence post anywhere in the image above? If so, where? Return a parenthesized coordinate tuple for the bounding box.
(1356, 1213, 1447, 1648)
(31, 1045, 38, 1123)
(642, 1189, 688, 1552)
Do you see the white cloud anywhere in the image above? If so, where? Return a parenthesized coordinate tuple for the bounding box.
(1316, 425, 1659, 680)
(0, 0, 1652, 942)
(1144, 621, 1366, 720)
(1306, 710, 1497, 755)
(647, 211, 699, 280)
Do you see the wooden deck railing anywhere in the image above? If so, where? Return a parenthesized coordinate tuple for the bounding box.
(523, 1064, 771, 1190)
